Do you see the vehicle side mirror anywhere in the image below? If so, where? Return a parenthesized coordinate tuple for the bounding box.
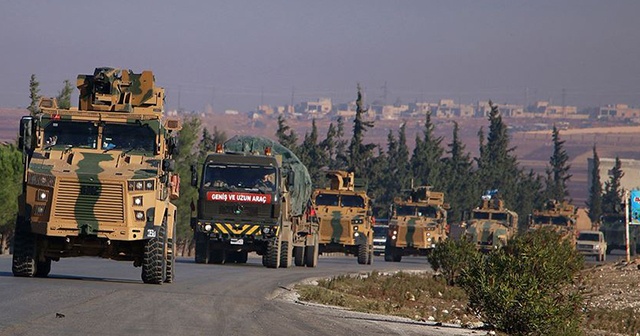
(162, 159, 175, 172)
(167, 137, 178, 156)
(19, 116, 34, 152)
(190, 164, 198, 187)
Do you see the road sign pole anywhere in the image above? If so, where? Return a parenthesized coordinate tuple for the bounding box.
(626, 190, 630, 262)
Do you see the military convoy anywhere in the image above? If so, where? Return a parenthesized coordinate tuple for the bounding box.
(13, 67, 181, 284)
(385, 186, 449, 262)
(463, 192, 518, 252)
(190, 136, 319, 268)
(528, 199, 578, 243)
(312, 171, 374, 264)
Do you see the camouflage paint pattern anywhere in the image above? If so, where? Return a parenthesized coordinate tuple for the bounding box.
(313, 171, 373, 255)
(463, 198, 518, 252)
(20, 68, 181, 262)
(528, 199, 578, 244)
(387, 186, 449, 255)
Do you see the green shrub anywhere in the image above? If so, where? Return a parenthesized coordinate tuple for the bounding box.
(458, 228, 584, 336)
(427, 238, 480, 285)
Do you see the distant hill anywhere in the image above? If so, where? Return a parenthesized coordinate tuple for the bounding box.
(0, 108, 27, 142)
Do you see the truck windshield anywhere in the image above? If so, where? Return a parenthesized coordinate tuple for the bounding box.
(102, 123, 156, 154)
(578, 233, 600, 241)
(534, 215, 570, 226)
(472, 212, 490, 220)
(341, 195, 365, 208)
(203, 164, 276, 192)
(44, 120, 98, 149)
(315, 193, 339, 206)
(492, 213, 508, 221)
(396, 205, 416, 216)
(417, 206, 438, 218)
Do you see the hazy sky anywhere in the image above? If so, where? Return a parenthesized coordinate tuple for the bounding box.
(1, 1, 639, 112)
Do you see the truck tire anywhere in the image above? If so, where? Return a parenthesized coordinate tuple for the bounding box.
(142, 226, 165, 284)
(293, 246, 305, 266)
(384, 246, 394, 262)
(195, 233, 209, 264)
(393, 252, 403, 262)
(367, 245, 373, 265)
(35, 259, 52, 278)
(357, 243, 368, 264)
(263, 238, 281, 268)
(279, 241, 292, 268)
(164, 223, 176, 283)
(12, 228, 37, 277)
(235, 251, 248, 264)
(304, 236, 318, 268)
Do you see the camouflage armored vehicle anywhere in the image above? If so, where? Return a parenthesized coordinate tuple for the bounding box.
(13, 67, 181, 284)
(385, 186, 449, 262)
(190, 136, 319, 268)
(528, 199, 578, 243)
(463, 192, 518, 252)
(312, 171, 373, 264)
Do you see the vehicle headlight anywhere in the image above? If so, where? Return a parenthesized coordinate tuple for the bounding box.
(354, 232, 360, 237)
(351, 218, 363, 224)
(33, 205, 46, 216)
(391, 235, 397, 240)
(204, 224, 212, 232)
(262, 227, 271, 234)
(427, 237, 432, 242)
(393, 230, 398, 235)
(145, 180, 155, 190)
(37, 190, 49, 202)
(134, 211, 145, 221)
(594, 245, 600, 250)
(133, 196, 143, 206)
(27, 172, 56, 187)
(353, 226, 359, 231)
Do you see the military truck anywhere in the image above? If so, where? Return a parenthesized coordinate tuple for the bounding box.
(312, 171, 373, 264)
(190, 136, 319, 268)
(13, 67, 181, 284)
(385, 186, 449, 262)
(599, 213, 640, 255)
(528, 199, 578, 243)
(463, 193, 518, 252)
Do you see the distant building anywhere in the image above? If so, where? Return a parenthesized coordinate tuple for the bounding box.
(296, 98, 332, 117)
(598, 104, 640, 120)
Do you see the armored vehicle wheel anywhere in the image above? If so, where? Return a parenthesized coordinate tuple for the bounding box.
(209, 248, 226, 264)
(12, 228, 37, 277)
(601, 253, 606, 262)
(304, 236, 318, 267)
(384, 246, 394, 262)
(279, 241, 292, 268)
(367, 245, 373, 265)
(293, 246, 305, 266)
(35, 258, 52, 278)
(263, 238, 281, 268)
(393, 252, 402, 262)
(164, 224, 176, 283)
(357, 243, 368, 265)
(142, 226, 166, 284)
(195, 233, 209, 264)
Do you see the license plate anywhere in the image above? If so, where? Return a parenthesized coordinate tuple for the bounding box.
(230, 238, 244, 245)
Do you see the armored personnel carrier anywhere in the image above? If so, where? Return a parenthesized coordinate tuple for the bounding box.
(463, 192, 518, 252)
(13, 67, 180, 284)
(529, 199, 578, 243)
(190, 136, 319, 268)
(312, 171, 373, 264)
(385, 186, 449, 262)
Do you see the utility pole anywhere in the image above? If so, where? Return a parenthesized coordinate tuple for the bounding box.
(625, 189, 631, 262)
(561, 88, 566, 116)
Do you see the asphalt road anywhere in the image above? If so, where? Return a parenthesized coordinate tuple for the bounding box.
(0, 254, 478, 336)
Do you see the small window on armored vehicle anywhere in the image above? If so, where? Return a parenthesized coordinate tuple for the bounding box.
(315, 194, 339, 206)
(417, 206, 438, 218)
(102, 123, 156, 154)
(578, 232, 601, 241)
(341, 195, 365, 208)
(492, 213, 508, 221)
(472, 212, 490, 220)
(551, 217, 569, 226)
(396, 205, 416, 216)
(533, 215, 551, 225)
(44, 120, 98, 149)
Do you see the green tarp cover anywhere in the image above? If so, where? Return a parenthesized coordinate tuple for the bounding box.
(224, 135, 312, 217)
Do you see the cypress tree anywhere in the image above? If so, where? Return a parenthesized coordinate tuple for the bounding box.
(442, 122, 476, 222)
(411, 111, 444, 189)
(545, 125, 572, 202)
(276, 114, 298, 151)
(56, 79, 74, 109)
(28, 74, 41, 115)
(347, 84, 375, 175)
(602, 156, 624, 214)
(586, 145, 603, 223)
(298, 120, 328, 186)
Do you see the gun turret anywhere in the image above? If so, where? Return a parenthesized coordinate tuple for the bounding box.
(77, 67, 164, 114)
